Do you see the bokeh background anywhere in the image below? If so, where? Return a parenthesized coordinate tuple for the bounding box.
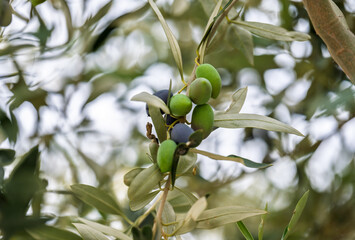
(1, 0, 355, 239)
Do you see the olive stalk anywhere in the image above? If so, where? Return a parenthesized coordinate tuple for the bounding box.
(152, 175, 171, 238)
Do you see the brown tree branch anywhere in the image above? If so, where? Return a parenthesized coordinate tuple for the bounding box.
(303, 0, 355, 84)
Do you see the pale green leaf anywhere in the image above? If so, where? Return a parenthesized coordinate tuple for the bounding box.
(148, 0, 184, 80)
(282, 191, 309, 240)
(190, 148, 271, 169)
(123, 168, 144, 187)
(227, 25, 254, 65)
(237, 221, 254, 240)
(131, 92, 170, 114)
(130, 190, 160, 211)
(196, 206, 266, 229)
(73, 223, 109, 240)
(234, 21, 311, 41)
(168, 187, 198, 212)
(150, 105, 168, 142)
(85, 1, 113, 26)
(128, 164, 164, 202)
(78, 218, 132, 240)
(258, 203, 267, 240)
(71, 184, 123, 216)
(214, 113, 304, 136)
(161, 201, 176, 235)
(175, 196, 208, 235)
(176, 151, 197, 175)
(215, 87, 248, 115)
(27, 226, 82, 240)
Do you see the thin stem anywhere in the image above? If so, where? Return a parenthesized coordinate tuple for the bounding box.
(152, 175, 171, 238)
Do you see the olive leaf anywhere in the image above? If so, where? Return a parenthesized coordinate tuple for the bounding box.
(196, 205, 267, 229)
(214, 113, 304, 136)
(131, 92, 170, 114)
(168, 187, 198, 213)
(73, 223, 109, 240)
(27, 225, 82, 240)
(124, 168, 144, 187)
(190, 148, 271, 169)
(215, 87, 248, 116)
(281, 191, 309, 240)
(258, 204, 268, 240)
(0, 149, 16, 166)
(160, 201, 176, 235)
(175, 196, 208, 235)
(233, 21, 311, 41)
(128, 164, 164, 202)
(236, 221, 254, 240)
(227, 25, 254, 65)
(130, 190, 160, 211)
(148, 0, 184, 81)
(78, 218, 132, 240)
(71, 184, 124, 216)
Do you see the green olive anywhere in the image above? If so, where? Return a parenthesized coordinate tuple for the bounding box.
(0, 1, 12, 27)
(188, 77, 212, 105)
(195, 64, 221, 99)
(169, 94, 192, 117)
(191, 104, 214, 138)
(157, 140, 177, 173)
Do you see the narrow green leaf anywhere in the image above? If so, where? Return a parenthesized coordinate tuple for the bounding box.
(74, 223, 109, 240)
(196, 206, 267, 229)
(168, 187, 197, 212)
(281, 191, 309, 240)
(131, 92, 170, 114)
(258, 203, 267, 240)
(148, 0, 184, 80)
(188, 130, 204, 148)
(227, 25, 254, 65)
(176, 152, 197, 175)
(71, 184, 123, 216)
(85, 1, 113, 26)
(237, 221, 254, 240)
(0, 149, 16, 166)
(149, 106, 168, 142)
(79, 218, 132, 240)
(215, 87, 248, 116)
(190, 148, 271, 169)
(175, 196, 208, 234)
(128, 165, 164, 202)
(130, 190, 160, 211)
(234, 21, 311, 41)
(214, 113, 304, 136)
(30, 0, 46, 7)
(161, 201, 176, 235)
(124, 168, 144, 187)
(27, 225, 82, 240)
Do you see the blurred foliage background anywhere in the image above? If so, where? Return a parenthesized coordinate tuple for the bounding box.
(0, 0, 354, 239)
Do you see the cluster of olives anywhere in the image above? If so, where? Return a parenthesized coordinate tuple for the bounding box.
(146, 64, 221, 173)
(0, 0, 12, 27)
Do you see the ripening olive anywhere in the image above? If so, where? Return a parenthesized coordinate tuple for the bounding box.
(191, 104, 214, 138)
(171, 123, 194, 144)
(195, 64, 221, 99)
(157, 140, 177, 173)
(169, 94, 192, 117)
(0, 1, 12, 27)
(166, 114, 178, 125)
(146, 89, 173, 116)
(188, 78, 212, 105)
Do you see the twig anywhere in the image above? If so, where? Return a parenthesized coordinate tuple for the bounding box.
(152, 175, 171, 238)
(303, 0, 355, 83)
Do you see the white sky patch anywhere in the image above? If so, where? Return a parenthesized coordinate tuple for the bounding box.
(264, 68, 295, 95)
(341, 117, 355, 152)
(291, 41, 313, 58)
(266, 157, 297, 189)
(309, 116, 338, 141)
(274, 53, 296, 69)
(284, 78, 312, 105)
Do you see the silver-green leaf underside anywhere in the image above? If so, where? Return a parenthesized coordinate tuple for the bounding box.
(78, 218, 132, 240)
(227, 25, 254, 65)
(131, 92, 170, 114)
(214, 113, 304, 136)
(234, 21, 311, 41)
(73, 223, 109, 240)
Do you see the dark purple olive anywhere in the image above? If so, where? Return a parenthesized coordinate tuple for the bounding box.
(171, 123, 194, 144)
(166, 114, 178, 125)
(146, 90, 173, 116)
